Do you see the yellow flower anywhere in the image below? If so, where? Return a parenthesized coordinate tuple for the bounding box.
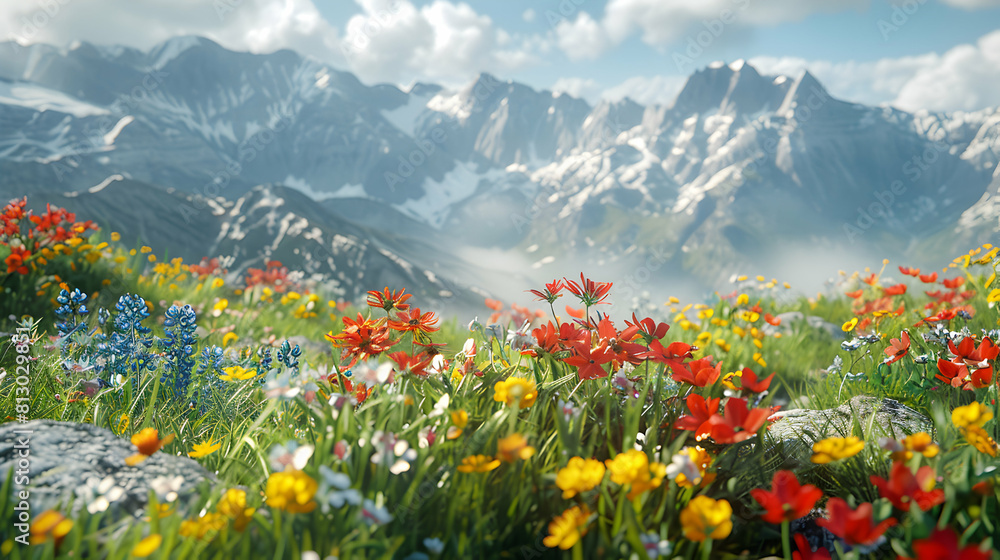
(673, 447, 716, 489)
(543, 505, 590, 550)
(111, 232, 121, 242)
(211, 277, 225, 289)
(497, 433, 536, 463)
(901, 432, 939, 460)
(952, 401, 993, 429)
(697, 309, 714, 320)
(29, 510, 73, 545)
(222, 332, 238, 347)
(447, 410, 469, 440)
(265, 470, 318, 513)
(188, 439, 222, 458)
(213, 299, 228, 314)
(739, 310, 760, 323)
(179, 512, 227, 539)
(811, 436, 865, 464)
(555, 457, 606, 499)
(293, 304, 317, 319)
(842, 318, 858, 332)
(131, 534, 162, 558)
(457, 454, 501, 473)
(721, 371, 742, 391)
(962, 426, 999, 457)
(752, 352, 767, 368)
(680, 496, 732, 542)
(604, 449, 667, 500)
(140, 246, 152, 253)
(220, 365, 258, 382)
(493, 377, 537, 409)
(732, 325, 746, 338)
(217, 488, 256, 531)
(736, 293, 749, 305)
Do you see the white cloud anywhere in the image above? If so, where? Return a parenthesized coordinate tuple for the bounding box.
(602, 75, 687, 106)
(555, 13, 609, 61)
(522, 8, 536, 23)
(551, 77, 602, 102)
(0, 0, 347, 66)
(341, 1, 538, 85)
(749, 30, 1000, 112)
(939, 0, 1000, 8)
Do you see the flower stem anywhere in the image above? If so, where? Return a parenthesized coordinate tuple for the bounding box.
(781, 520, 791, 560)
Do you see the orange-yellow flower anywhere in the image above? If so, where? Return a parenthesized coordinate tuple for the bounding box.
(457, 454, 501, 473)
(188, 438, 221, 458)
(952, 402, 993, 429)
(126, 428, 175, 465)
(605, 449, 667, 500)
(265, 470, 318, 513)
(217, 488, 256, 531)
(29, 510, 73, 545)
(543, 505, 591, 550)
(131, 534, 162, 558)
(555, 457, 605, 499)
(680, 496, 732, 542)
(447, 410, 469, 440)
(811, 436, 864, 464)
(962, 426, 999, 457)
(496, 433, 536, 463)
(493, 377, 537, 409)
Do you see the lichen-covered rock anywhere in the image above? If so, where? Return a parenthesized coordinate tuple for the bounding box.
(0, 420, 214, 519)
(730, 395, 933, 478)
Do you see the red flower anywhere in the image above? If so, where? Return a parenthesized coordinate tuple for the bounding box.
(750, 470, 823, 524)
(700, 397, 771, 444)
(898, 266, 920, 277)
(936, 359, 993, 390)
(942, 277, 965, 289)
(883, 331, 910, 365)
(948, 336, 999, 367)
(563, 339, 615, 380)
(625, 312, 670, 343)
(901, 528, 992, 560)
(484, 298, 503, 311)
(672, 356, 721, 387)
(563, 273, 612, 306)
(388, 308, 440, 335)
(862, 274, 878, 286)
(816, 498, 897, 547)
(793, 534, 831, 560)
(4, 245, 30, 275)
(565, 305, 585, 319)
(366, 287, 412, 313)
(637, 339, 693, 374)
(389, 351, 432, 377)
(919, 272, 938, 283)
(882, 283, 907, 296)
(764, 313, 782, 326)
(845, 290, 864, 299)
(596, 316, 644, 367)
(528, 280, 565, 303)
(327, 313, 397, 367)
(870, 462, 945, 512)
(739, 368, 775, 393)
(675, 393, 720, 434)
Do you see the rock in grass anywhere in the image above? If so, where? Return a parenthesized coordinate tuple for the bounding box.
(0, 420, 214, 519)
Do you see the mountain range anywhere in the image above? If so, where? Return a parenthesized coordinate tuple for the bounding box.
(2, 36, 999, 307)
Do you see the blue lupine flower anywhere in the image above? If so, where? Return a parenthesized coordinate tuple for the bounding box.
(54, 288, 89, 356)
(160, 304, 198, 398)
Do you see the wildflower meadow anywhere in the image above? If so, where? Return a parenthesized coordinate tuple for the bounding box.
(2, 196, 999, 559)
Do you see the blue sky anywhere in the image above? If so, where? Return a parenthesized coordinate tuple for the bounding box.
(2, 0, 999, 111)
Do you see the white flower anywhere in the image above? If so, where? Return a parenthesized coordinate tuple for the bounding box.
(428, 394, 450, 418)
(557, 399, 581, 422)
(361, 499, 392, 526)
(639, 532, 673, 558)
(77, 476, 125, 514)
(150, 475, 184, 503)
(370, 431, 417, 474)
(269, 442, 314, 472)
(264, 370, 301, 399)
(664, 449, 701, 485)
(461, 338, 477, 358)
(354, 359, 395, 385)
(317, 465, 362, 512)
(423, 537, 444, 554)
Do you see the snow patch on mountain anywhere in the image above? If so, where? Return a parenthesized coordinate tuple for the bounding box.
(0, 82, 108, 117)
